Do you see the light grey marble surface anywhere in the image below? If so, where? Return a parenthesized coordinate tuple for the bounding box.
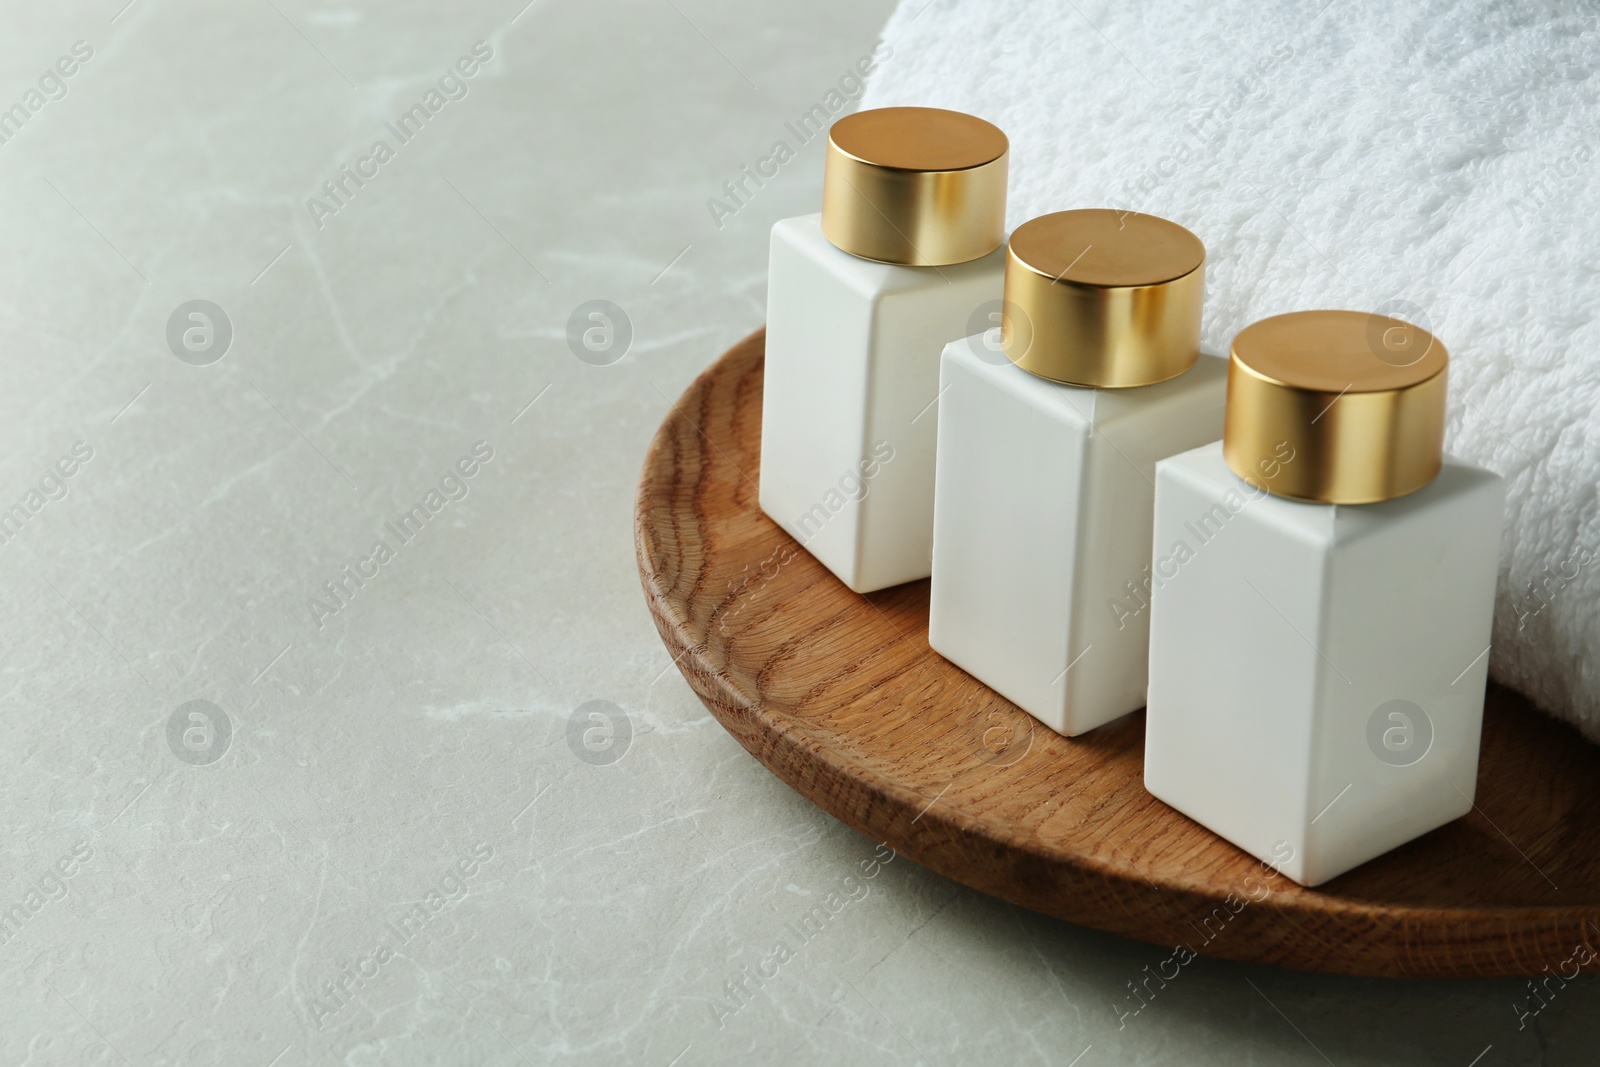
(0, 1, 1594, 1064)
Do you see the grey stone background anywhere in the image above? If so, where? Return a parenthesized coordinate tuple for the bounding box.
(0, 0, 1591, 1063)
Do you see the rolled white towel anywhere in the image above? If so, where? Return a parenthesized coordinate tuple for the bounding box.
(862, 0, 1600, 740)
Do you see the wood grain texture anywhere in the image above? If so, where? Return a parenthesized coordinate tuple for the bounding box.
(635, 328, 1600, 979)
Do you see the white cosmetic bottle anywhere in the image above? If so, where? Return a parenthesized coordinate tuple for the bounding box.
(760, 107, 1008, 593)
(1144, 310, 1506, 887)
(928, 210, 1226, 736)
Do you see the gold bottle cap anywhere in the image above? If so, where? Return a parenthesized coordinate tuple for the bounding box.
(1001, 209, 1205, 388)
(1224, 310, 1448, 504)
(821, 107, 1008, 266)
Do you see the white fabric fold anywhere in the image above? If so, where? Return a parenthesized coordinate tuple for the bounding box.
(863, 0, 1600, 739)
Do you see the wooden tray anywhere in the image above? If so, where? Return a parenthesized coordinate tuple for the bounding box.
(634, 328, 1600, 979)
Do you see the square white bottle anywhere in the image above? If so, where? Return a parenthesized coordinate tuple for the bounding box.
(928, 210, 1224, 736)
(1144, 310, 1506, 887)
(760, 107, 1008, 593)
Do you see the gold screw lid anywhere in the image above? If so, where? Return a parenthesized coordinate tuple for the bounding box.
(821, 107, 1008, 266)
(1224, 310, 1448, 504)
(1001, 209, 1205, 388)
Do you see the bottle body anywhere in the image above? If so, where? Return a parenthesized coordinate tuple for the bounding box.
(1144, 442, 1506, 886)
(760, 213, 1004, 593)
(928, 334, 1227, 736)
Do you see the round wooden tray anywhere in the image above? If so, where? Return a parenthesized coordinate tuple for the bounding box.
(634, 329, 1600, 979)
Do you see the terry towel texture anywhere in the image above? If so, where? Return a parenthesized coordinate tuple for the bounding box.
(862, 0, 1600, 740)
